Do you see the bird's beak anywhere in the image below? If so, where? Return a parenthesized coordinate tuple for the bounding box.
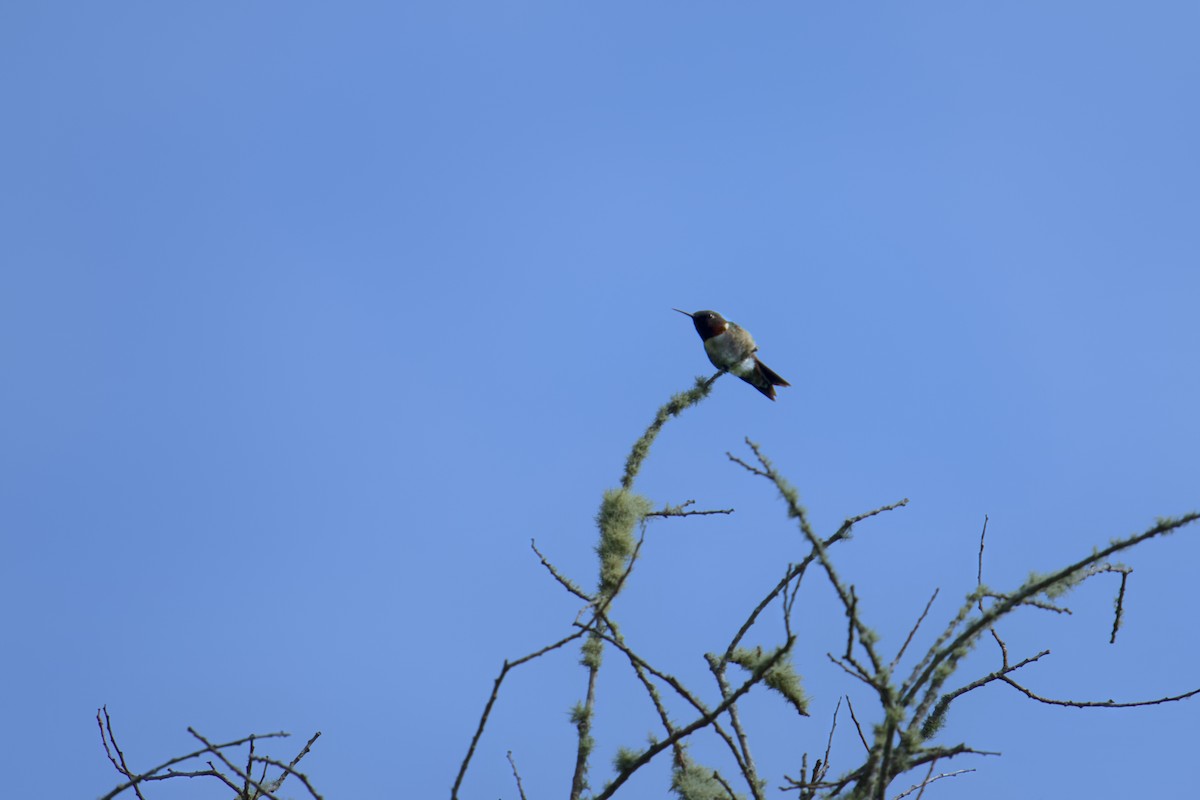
(672, 308, 693, 318)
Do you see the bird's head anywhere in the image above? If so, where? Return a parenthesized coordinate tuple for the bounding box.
(673, 308, 727, 340)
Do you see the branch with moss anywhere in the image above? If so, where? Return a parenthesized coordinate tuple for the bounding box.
(594, 638, 796, 800)
(454, 382, 1198, 800)
(572, 375, 721, 798)
(728, 439, 1199, 799)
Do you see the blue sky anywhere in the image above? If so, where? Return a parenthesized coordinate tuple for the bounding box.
(2, 3, 1198, 798)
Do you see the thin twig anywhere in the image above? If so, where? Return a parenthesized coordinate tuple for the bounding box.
(976, 515, 987, 588)
(1111, 570, 1129, 644)
(506, 751, 529, 800)
(826, 653, 873, 687)
(1000, 678, 1200, 708)
(283, 732, 321, 779)
(835, 499, 910, 536)
(451, 630, 586, 799)
(712, 770, 738, 800)
(976, 515, 1009, 665)
(98, 707, 148, 800)
(187, 728, 281, 800)
(822, 698, 841, 777)
(917, 650, 1050, 738)
(243, 735, 255, 799)
(844, 587, 858, 661)
(531, 539, 592, 602)
(159, 767, 241, 793)
(911, 759, 937, 800)
(96, 709, 291, 800)
(727, 452, 769, 477)
(845, 695, 870, 753)
(725, 563, 804, 663)
(787, 743, 992, 798)
(893, 767, 974, 800)
(892, 588, 940, 671)
(779, 764, 870, 795)
(251, 755, 324, 800)
(786, 697, 841, 797)
(783, 566, 803, 639)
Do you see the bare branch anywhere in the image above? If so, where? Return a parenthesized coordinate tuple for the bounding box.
(823, 697, 842, 774)
(97, 706, 148, 800)
(243, 735, 255, 799)
(834, 498, 910, 537)
(727, 452, 769, 477)
(97, 705, 148, 800)
(1000, 677, 1200, 709)
(451, 630, 587, 799)
(531, 539, 592, 602)
(892, 766, 974, 800)
(283, 732, 321, 780)
(712, 770, 739, 800)
(725, 562, 805, 662)
(187, 727, 281, 800)
(783, 567, 803, 638)
(910, 759, 937, 800)
(97, 709, 292, 800)
(909, 743, 1002, 762)
(976, 515, 1009, 664)
(845, 695, 870, 753)
(250, 755, 325, 800)
(788, 697, 842, 798)
(159, 767, 241, 793)
(507, 751, 529, 800)
(1111, 569, 1129, 644)
(892, 588, 940, 671)
(780, 765, 870, 795)
(827, 653, 874, 688)
(917, 651, 1050, 740)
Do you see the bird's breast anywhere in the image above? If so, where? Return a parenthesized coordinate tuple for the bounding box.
(704, 329, 755, 370)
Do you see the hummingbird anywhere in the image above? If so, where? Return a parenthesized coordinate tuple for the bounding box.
(674, 309, 790, 400)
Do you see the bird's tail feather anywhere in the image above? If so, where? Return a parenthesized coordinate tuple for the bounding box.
(756, 359, 790, 388)
(739, 358, 790, 400)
